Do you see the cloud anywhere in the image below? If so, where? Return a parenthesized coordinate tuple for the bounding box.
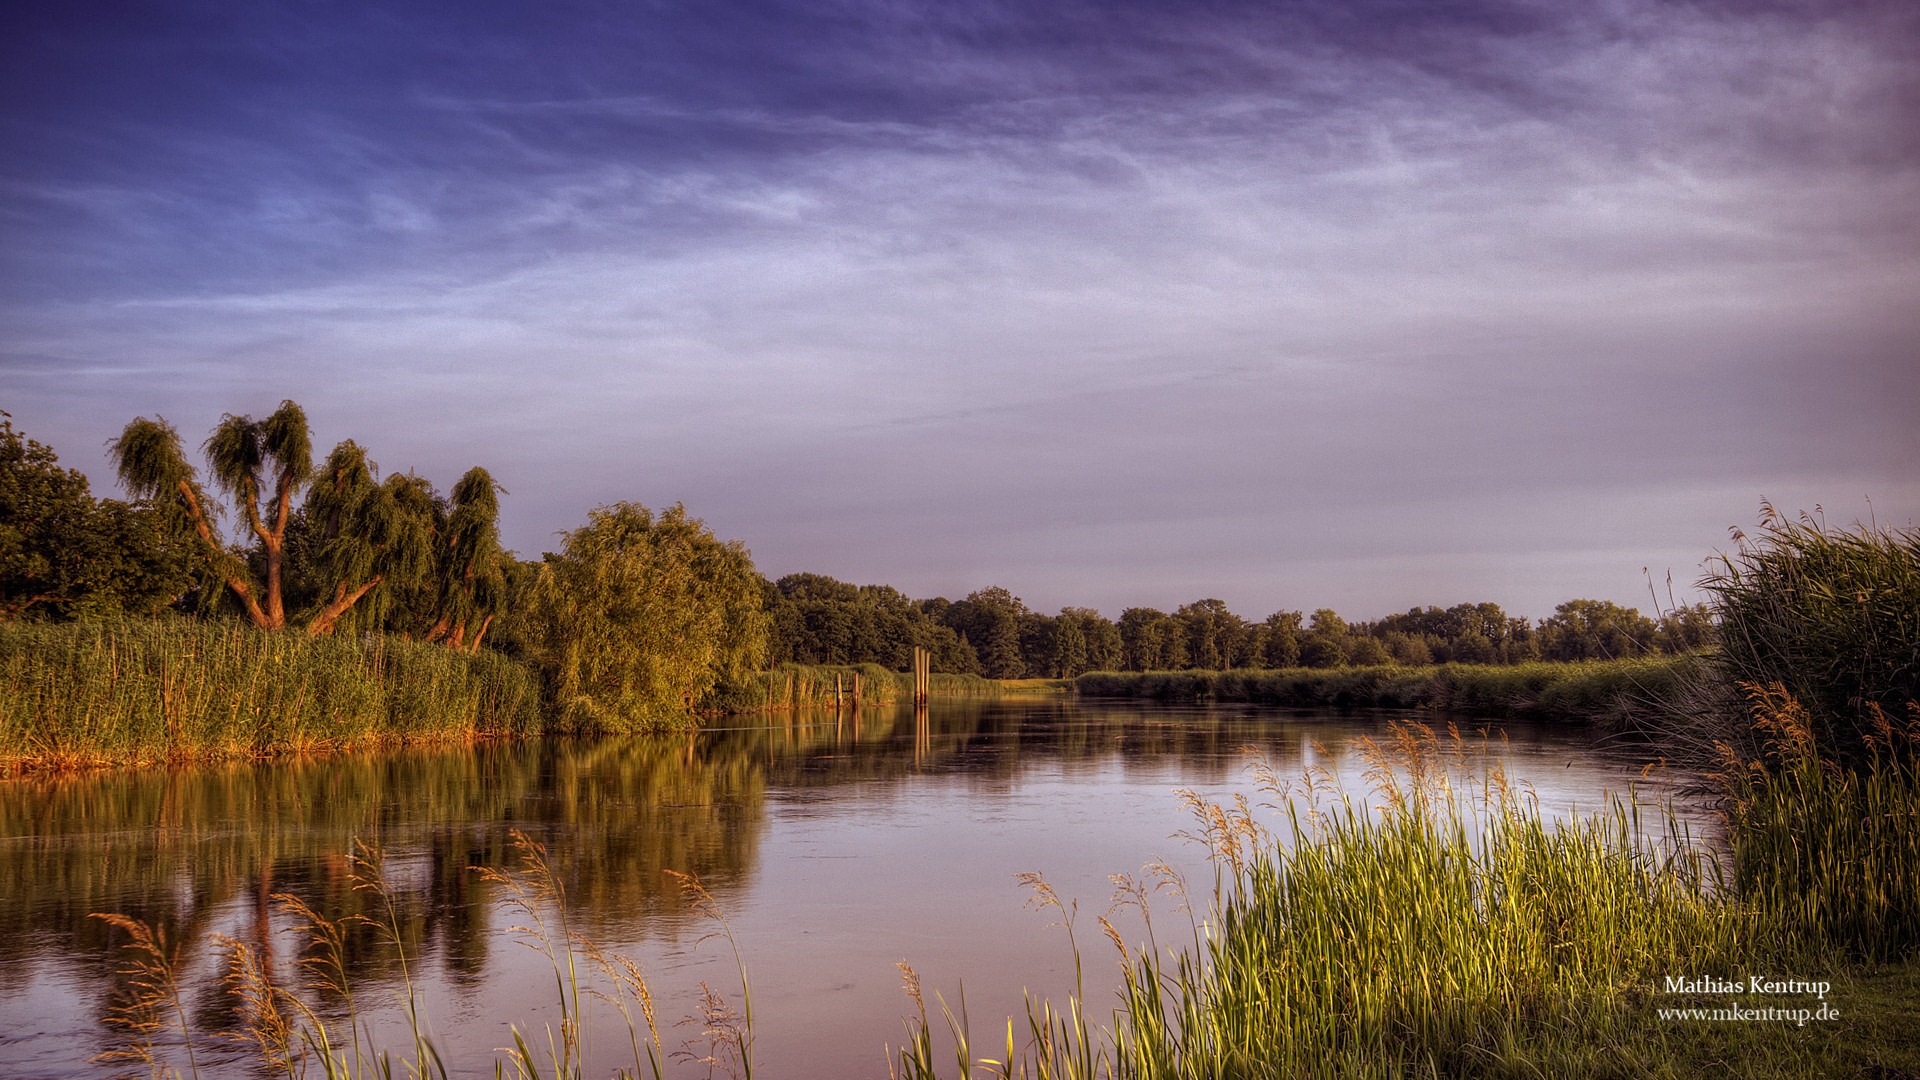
(2, 0, 1915, 618)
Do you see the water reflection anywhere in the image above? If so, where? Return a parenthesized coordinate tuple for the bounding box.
(0, 700, 1699, 1078)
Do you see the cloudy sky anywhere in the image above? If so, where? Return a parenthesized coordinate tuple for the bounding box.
(3, 0, 1915, 621)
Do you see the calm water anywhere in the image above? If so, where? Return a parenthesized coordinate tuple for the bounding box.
(0, 698, 1709, 1078)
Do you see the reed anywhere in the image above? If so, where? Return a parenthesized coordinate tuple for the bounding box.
(1718, 683, 1920, 961)
(1698, 510, 1920, 760)
(708, 662, 1001, 712)
(0, 618, 540, 771)
(895, 697, 1920, 1079)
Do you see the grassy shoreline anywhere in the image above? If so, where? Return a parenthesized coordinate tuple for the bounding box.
(0, 622, 1678, 773)
(0, 619, 541, 773)
(1075, 656, 1691, 724)
(709, 661, 1002, 711)
(0, 622, 1011, 772)
(0, 617, 1689, 773)
(895, 695, 1920, 1078)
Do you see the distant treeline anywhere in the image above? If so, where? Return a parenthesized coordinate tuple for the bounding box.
(5, 403, 1711, 747)
(1073, 658, 1690, 725)
(763, 577, 1714, 680)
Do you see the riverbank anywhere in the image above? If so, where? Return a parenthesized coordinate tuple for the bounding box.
(0, 616, 1681, 773)
(1074, 656, 1690, 724)
(0, 619, 540, 772)
(0, 621, 1009, 772)
(711, 661, 1002, 711)
(895, 691, 1920, 1078)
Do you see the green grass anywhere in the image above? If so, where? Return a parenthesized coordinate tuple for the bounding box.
(1698, 511, 1920, 760)
(0, 618, 540, 770)
(1074, 658, 1690, 725)
(896, 691, 1920, 1079)
(1718, 683, 1920, 962)
(708, 662, 1002, 711)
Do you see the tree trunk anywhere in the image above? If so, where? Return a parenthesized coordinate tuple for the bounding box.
(467, 614, 494, 653)
(307, 575, 383, 636)
(179, 479, 271, 628)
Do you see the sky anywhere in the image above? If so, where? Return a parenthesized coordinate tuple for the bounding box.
(3, 0, 1916, 623)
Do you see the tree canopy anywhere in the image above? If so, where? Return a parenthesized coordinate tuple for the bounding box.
(1, 413, 194, 620)
(527, 502, 769, 731)
(110, 402, 500, 639)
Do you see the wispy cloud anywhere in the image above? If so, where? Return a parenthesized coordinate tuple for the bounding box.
(3, 0, 1915, 616)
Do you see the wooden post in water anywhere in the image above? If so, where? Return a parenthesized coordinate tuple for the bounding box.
(912, 645, 930, 706)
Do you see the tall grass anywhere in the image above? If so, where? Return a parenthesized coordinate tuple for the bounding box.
(1719, 683, 1920, 960)
(896, 691, 1920, 1079)
(899, 720, 1745, 1078)
(1699, 510, 1920, 760)
(1075, 658, 1688, 725)
(0, 619, 540, 770)
(707, 662, 1001, 712)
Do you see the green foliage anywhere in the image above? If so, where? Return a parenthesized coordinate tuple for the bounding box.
(1262, 609, 1303, 667)
(1373, 602, 1539, 664)
(431, 466, 510, 648)
(111, 402, 507, 639)
(108, 415, 201, 517)
(1539, 598, 1661, 660)
(944, 586, 1029, 678)
(766, 573, 980, 673)
(0, 619, 539, 768)
(1118, 607, 1183, 671)
(1702, 510, 1920, 758)
(1, 413, 196, 620)
(529, 502, 769, 732)
(703, 661, 998, 710)
(300, 442, 438, 635)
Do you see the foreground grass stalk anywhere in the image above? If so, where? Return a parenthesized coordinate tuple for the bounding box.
(91, 913, 200, 1078)
(666, 869, 755, 1079)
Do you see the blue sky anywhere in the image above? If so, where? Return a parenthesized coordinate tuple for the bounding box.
(4, 0, 1916, 620)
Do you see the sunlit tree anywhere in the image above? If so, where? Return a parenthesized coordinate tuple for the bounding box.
(112, 409, 296, 628)
(943, 586, 1028, 678)
(111, 402, 484, 637)
(529, 502, 769, 731)
(1262, 610, 1304, 668)
(301, 442, 435, 636)
(423, 467, 509, 650)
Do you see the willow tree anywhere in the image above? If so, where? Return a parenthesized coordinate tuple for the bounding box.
(529, 501, 769, 731)
(301, 441, 434, 636)
(112, 402, 441, 635)
(422, 467, 508, 651)
(111, 405, 312, 629)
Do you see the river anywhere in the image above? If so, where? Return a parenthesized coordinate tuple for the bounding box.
(0, 697, 1710, 1078)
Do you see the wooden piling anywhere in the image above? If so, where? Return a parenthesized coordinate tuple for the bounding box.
(912, 645, 930, 706)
